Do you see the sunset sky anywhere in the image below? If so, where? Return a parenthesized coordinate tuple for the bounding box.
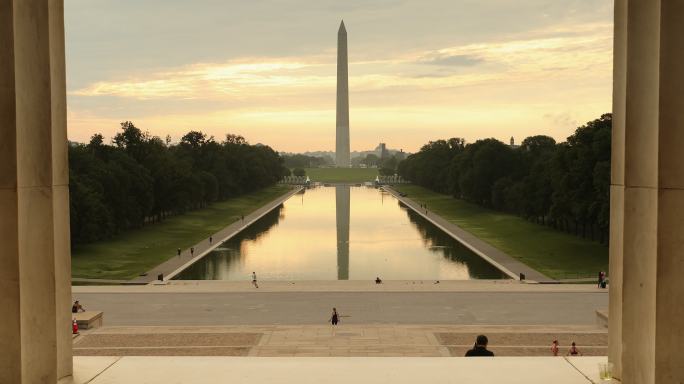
(65, 0, 613, 153)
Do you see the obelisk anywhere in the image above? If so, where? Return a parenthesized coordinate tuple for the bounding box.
(335, 20, 350, 167)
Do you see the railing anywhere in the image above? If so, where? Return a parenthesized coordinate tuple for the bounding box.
(376, 175, 409, 185)
(279, 176, 309, 185)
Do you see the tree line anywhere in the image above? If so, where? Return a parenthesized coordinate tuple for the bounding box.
(398, 114, 611, 243)
(281, 154, 333, 169)
(69, 121, 288, 244)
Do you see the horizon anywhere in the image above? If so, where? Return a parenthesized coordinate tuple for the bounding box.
(65, 0, 613, 153)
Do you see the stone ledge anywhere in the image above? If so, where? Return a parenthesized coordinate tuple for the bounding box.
(73, 311, 103, 330)
(60, 356, 617, 384)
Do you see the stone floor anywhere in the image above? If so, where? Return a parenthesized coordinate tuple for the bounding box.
(73, 325, 607, 357)
(72, 286, 607, 326)
(59, 356, 618, 384)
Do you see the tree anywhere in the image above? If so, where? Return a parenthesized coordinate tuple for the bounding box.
(379, 167, 395, 176)
(396, 115, 611, 244)
(362, 154, 379, 167)
(69, 122, 288, 245)
(293, 168, 306, 177)
(398, 138, 465, 193)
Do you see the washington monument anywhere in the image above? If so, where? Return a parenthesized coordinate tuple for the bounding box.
(336, 20, 350, 167)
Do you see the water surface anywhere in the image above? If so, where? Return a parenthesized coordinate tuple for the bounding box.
(175, 186, 506, 280)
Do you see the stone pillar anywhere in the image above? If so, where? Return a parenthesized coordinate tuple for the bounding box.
(655, 0, 684, 381)
(49, 0, 73, 378)
(607, 0, 626, 378)
(611, 0, 684, 383)
(0, 3, 21, 383)
(620, 1, 660, 383)
(0, 0, 71, 383)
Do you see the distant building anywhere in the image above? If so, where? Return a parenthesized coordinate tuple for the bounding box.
(509, 136, 520, 149)
(375, 142, 389, 159)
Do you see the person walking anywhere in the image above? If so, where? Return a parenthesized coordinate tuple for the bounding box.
(329, 307, 340, 335)
(190, 247, 194, 257)
(209, 236, 213, 245)
(252, 272, 259, 288)
(330, 307, 340, 326)
(177, 248, 181, 257)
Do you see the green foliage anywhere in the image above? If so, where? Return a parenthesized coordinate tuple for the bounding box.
(397, 138, 465, 193)
(380, 155, 398, 171)
(362, 154, 379, 167)
(398, 114, 612, 243)
(282, 154, 331, 168)
(292, 168, 306, 177)
(69, 122, 288, 245)
(378, 167, 395, 176)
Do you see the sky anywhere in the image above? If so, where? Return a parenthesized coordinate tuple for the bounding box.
(65, 0, 613, 153)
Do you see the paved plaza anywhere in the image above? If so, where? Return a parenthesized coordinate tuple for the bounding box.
(73, 284, 607, 326)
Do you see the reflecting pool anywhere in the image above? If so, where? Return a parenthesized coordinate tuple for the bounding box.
(175, 186, 507, 280)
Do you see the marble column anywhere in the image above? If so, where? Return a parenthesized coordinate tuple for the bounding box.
(0, 0, 71, 383)
(49, 0, 73, 378)
(610, 0, 684, 382)
(654, 0, 684, 381)
(607, 0, 626, 377)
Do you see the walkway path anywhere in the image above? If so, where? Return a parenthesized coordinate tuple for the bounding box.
(72, 289, 607, 326)
(383, 186, 553, 282)
(73, 325, 606, 357)
(129, 187, 303, 284)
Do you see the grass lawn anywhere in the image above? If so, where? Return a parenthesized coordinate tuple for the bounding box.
(304, 167, 378, 183)
(393, 185, 608, 280)
(71, 185, 293, 280)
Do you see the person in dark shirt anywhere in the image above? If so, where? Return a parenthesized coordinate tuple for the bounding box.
(567, 341, 583, 356)
(465, 335, 494, 357)
(71, 300, 85, 313)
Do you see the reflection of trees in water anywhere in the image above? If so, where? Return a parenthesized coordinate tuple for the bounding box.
(175, 204, 284, 280)
(226, 204, 284, 248)
(399, 203, 506, 279)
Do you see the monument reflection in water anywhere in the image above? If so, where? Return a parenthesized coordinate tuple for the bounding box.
(175, 186, 506, 280)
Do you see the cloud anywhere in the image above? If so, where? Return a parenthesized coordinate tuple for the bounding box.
(72, 23, 611, 100)
(418, 54, 484, 66)
(67, 16, 612, 152)
(72, 59, 334, 100)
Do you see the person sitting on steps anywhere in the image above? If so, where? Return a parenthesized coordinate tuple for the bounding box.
(465, 335, 494, 357)
(72, 300, 85, 313)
